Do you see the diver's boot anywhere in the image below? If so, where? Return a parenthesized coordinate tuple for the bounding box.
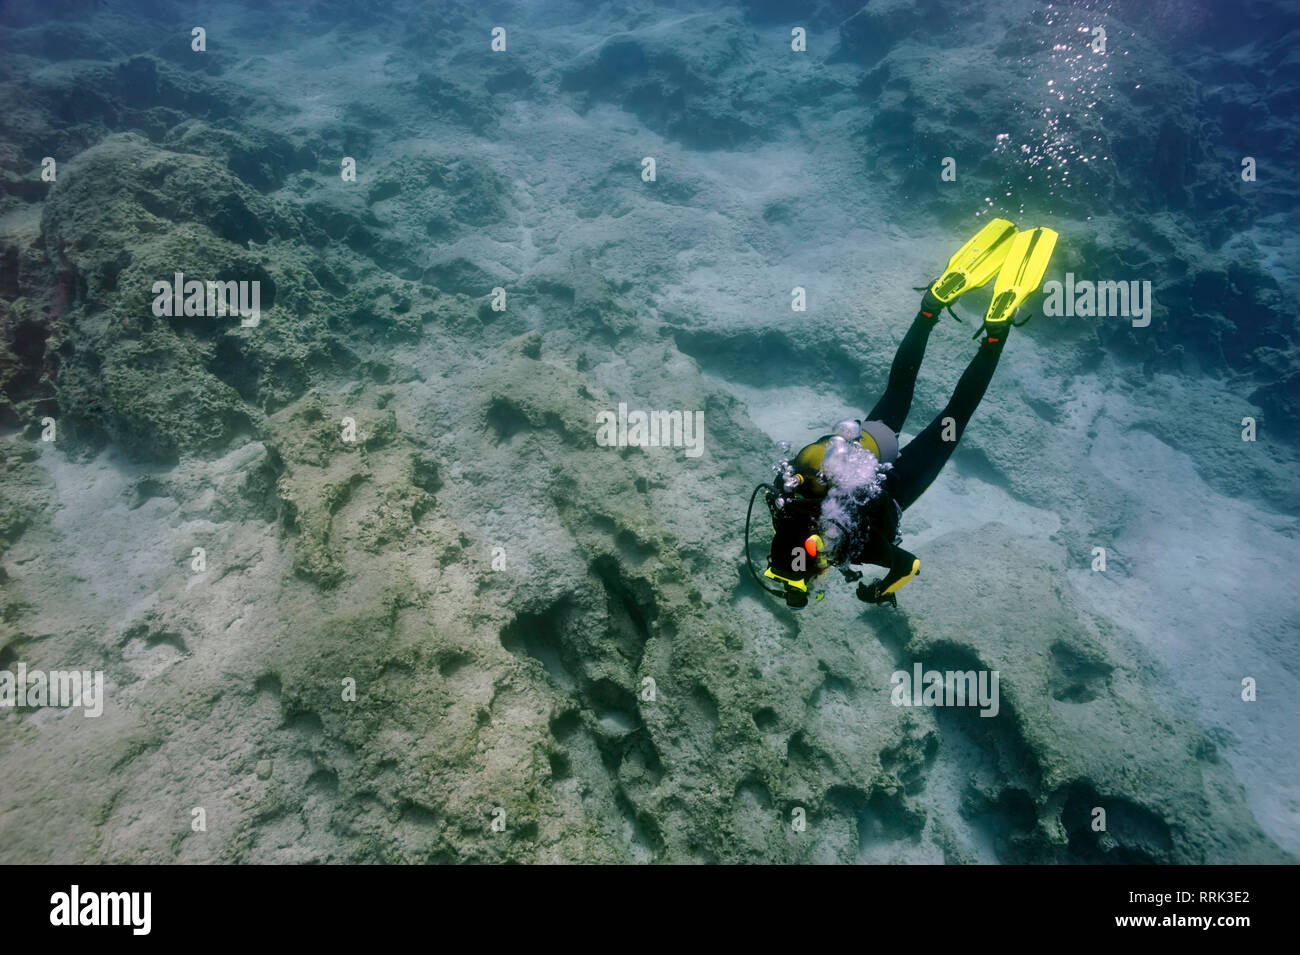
(920, 218, 1019, 319)
(977, 226, 1059, 343)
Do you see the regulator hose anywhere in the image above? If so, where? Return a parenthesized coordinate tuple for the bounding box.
(745, 483, 787, 597)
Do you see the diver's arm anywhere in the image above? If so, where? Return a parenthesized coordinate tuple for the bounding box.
(881, 545, 920, 593)
(858, 545, 920, 605)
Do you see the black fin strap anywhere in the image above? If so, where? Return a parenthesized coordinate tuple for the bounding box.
(972, 311, 1033, 340)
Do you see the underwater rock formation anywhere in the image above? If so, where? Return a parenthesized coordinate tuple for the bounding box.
(0, 0, 1296, 863)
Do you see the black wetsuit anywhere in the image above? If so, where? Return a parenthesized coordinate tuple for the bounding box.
(846, 301, 1009, 592)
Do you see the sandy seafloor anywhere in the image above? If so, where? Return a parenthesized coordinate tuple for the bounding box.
(0, 0, 1297, 863)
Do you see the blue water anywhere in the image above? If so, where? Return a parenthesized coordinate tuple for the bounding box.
(0, 0, 1296, 865)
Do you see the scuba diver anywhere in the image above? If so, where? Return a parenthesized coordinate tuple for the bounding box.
(747, 219, 1058, 608)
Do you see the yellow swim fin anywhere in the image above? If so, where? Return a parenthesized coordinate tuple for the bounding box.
(984, 227, 1058, 326)
(928, 218, 1018, 305)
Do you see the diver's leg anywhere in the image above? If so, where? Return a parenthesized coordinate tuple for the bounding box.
(890, 332, 1008, 511)
(865, 305, 942, 433)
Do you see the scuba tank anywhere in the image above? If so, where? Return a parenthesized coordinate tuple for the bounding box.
(745, 420, 897, 608)
(745, 448, 849, 608)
